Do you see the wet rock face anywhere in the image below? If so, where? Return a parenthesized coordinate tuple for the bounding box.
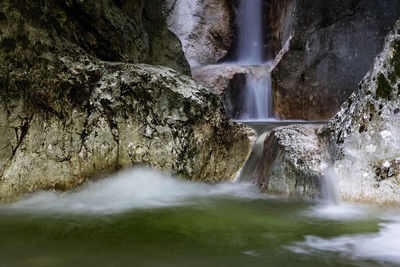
(0, 0, 254, 200)
(254, 125, 326, 199)
(269, 0, 400, 120)
(163, 0, 234, 67)
(0, 0, 190, 74)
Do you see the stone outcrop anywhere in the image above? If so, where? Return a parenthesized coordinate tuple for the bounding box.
(192, 64, 271, 118)
(163, 0, 234, 67)
(192, 65, 247, 118)
(268, 0, 400, 120)
(0, 0, 190, 75)
(254, 124, 326, 199)
(0, 0, 254, 200)
(324, 20, 400, 204)
(255, 21, 400, 204)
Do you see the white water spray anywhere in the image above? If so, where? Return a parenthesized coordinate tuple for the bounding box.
(320, 167, 341, 205)
(1, 168, 261, 215)
(242, 71, 273, 120)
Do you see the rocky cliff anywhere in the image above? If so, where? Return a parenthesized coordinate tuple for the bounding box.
(163, 0, 234, 68)
(325, 20, 400, 204)
(256, 20, 400, 204)
(268, 0, 400, 120)
(0, 0, 254, 200)
(0, 0, 190, 75)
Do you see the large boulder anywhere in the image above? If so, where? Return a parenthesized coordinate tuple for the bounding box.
(268, 0, 400, 120)
(163, 0, 234, 67)
(254, 124, 326, 199)
(0, 0, 254, 200)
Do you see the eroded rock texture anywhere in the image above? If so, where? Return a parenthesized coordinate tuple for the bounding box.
(0, 0, 254, 200)
(163, 0, 234, 67)
(269, 0, 400, 120)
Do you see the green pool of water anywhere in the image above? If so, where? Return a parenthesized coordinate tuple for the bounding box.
(0, 169, 395, 267)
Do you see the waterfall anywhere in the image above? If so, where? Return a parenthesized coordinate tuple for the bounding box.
(320, 168, 341, 205)
(242, 72, 273, 120)
(237, 0, 265, 64)
(235, 0, 272, 121)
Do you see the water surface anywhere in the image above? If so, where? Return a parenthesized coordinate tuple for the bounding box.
(0, 169, 397, 267)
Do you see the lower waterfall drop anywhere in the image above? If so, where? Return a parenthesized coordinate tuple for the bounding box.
(242, 66, 273, 120)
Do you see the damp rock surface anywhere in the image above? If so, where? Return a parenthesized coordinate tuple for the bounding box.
(324, 20, 400, 204)
(0, 0, 190, 75)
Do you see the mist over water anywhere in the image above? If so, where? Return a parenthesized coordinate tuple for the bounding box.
(292, 167, 400, 265)
(1, 167, 400, 266)
(1, 168, 261, 215)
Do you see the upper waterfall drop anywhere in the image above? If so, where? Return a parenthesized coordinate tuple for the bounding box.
(237, 0, 265, 65)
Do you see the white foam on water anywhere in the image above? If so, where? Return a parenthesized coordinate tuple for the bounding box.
(1, 168, 262, 215)
(288, 215, 400, 265)
(304, 202, 374, 221)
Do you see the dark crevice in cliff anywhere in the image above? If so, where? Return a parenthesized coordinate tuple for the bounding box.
(0, 115, 33, 179)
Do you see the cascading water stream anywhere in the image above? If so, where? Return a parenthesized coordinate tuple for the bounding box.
(236, 0, 264, 65)
(235, 0, 272, 121)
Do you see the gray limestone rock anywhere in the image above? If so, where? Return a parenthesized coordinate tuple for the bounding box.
(0, 55, 254, 200)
